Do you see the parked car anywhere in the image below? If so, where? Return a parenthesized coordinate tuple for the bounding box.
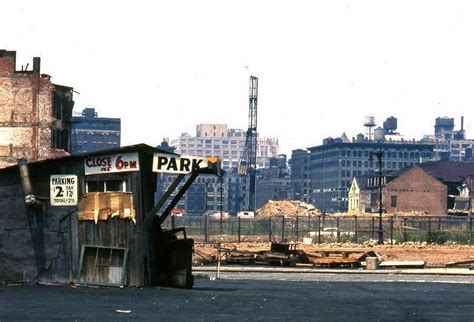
(208, 212, 229, 219)
(237, 211, 255, 219)
(309, 227, 355, 241)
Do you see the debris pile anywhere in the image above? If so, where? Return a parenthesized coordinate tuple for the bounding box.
(223, 242, 383, 268)
(256, 200, 321, 217)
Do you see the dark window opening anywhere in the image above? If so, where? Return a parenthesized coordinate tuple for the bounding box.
(86, 180, 128, 193)
(391, 195, 398, 207)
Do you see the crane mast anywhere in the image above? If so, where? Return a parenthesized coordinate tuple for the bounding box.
(238, 76, 258, 212)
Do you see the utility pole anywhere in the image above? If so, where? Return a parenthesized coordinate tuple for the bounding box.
(370, 149, 384, 245)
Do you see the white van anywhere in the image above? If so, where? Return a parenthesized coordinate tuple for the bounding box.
(237, 211, 255, 218)
(209, 212, 229, 219)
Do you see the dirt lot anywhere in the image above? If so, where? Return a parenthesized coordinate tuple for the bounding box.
(195, 242, 474, 266)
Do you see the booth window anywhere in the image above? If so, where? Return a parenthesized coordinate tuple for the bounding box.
(86, 180, 128, 193)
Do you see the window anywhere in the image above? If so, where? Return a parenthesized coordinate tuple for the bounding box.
(86, 180, 128, 193)
(391, 195, 398, 207)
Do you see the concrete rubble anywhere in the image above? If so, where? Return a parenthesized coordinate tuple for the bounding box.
(256, 200, 322, 217)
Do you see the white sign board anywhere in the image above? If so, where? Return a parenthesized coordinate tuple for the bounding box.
(84, 152, 139, 175)
(152, 154, 208, 174)
(50, 175, 78, 206)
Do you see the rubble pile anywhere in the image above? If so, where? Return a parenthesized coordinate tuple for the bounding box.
(256, 200, 322, 217)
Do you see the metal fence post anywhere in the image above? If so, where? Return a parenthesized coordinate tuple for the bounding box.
(354, 216, 358, 244)
(390, 216, 393, 245)
(371, 216, 375, 240)
(216, 243, 221, 280)
(318, 215, 321, 244)
(171, 214, 176, 229)
(403, 217, 407, 242)
(268, 217, 272, 242)
(204, 215, 208, 243)
(238, 216, 241, 243)
(308, 216, 311, 239)
(336, 217, 340, 243)
(296, 216, 299, 242)
(469, 217, 473, 244)
(231, 219, 234, 237)
(281, 216, 285, 242)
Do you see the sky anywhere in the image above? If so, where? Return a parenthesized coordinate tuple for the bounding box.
(2, 0, 474, 156)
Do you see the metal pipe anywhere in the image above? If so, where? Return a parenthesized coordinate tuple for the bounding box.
(18, 157, 40, 207)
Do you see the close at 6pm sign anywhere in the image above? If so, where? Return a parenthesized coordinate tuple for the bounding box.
(50, 175, 78, 206)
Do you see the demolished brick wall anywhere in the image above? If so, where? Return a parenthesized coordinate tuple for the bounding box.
(0, 50, 73, 169)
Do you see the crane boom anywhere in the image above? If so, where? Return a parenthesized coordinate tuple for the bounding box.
(238, 76, 258, 212)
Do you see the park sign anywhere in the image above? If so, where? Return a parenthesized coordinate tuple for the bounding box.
(84, 152, 140, 175)
(152, 153, 208, 174)
(50, 175, 78, 206)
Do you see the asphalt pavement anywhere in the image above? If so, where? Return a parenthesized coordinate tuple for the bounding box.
(1, 273, 473, 321)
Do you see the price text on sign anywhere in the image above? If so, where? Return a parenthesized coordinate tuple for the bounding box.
(50, 175, 78, 206)
(84, 152, 140, 175)
(152, 154, 208, 174)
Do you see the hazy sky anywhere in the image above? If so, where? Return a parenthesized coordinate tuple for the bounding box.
(2, 0, 474, 156)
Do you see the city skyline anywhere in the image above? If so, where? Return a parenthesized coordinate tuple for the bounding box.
(2, 1, 474, 156)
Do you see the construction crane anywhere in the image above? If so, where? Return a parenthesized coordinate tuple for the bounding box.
(238, 76, 258, 212)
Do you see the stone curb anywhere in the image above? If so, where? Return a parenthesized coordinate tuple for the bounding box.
(193, 266, 474, 276)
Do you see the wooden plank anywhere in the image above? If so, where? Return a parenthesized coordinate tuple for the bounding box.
(445, 259, 474, 267)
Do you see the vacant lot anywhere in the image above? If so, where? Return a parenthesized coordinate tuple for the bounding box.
(196, 242, 474, 265)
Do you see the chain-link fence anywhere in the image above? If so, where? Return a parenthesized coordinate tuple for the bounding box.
(164, 215, 474, 245)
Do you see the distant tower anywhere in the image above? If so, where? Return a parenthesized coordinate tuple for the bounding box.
(434, 117, 455, 140)
(364, 116, 376, 141)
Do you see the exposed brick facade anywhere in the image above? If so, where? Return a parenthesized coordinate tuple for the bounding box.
(0, 50, 74, 169)
(385, 166, 447, 215)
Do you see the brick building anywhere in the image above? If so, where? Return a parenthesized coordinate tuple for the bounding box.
(0, 50, 74, 169)
(385, 166, 447, 215)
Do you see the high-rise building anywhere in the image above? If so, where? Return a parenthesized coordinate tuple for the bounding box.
(434, 117, 455, 140)
(171, 124, 279, 170)
(165, 123, 279, 216)
(308, 138, 435, 212)
(70, 108, 121, 154)
(255, 156, 291, 209)
(289, 149, 311, 203)
(422, 116, 474, 162)
(0, 50, 74, 169)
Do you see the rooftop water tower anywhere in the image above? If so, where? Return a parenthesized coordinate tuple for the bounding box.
(383, 116, 398, 134)
(364, 116, 376, 141)
(374, 127, 385, 141)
